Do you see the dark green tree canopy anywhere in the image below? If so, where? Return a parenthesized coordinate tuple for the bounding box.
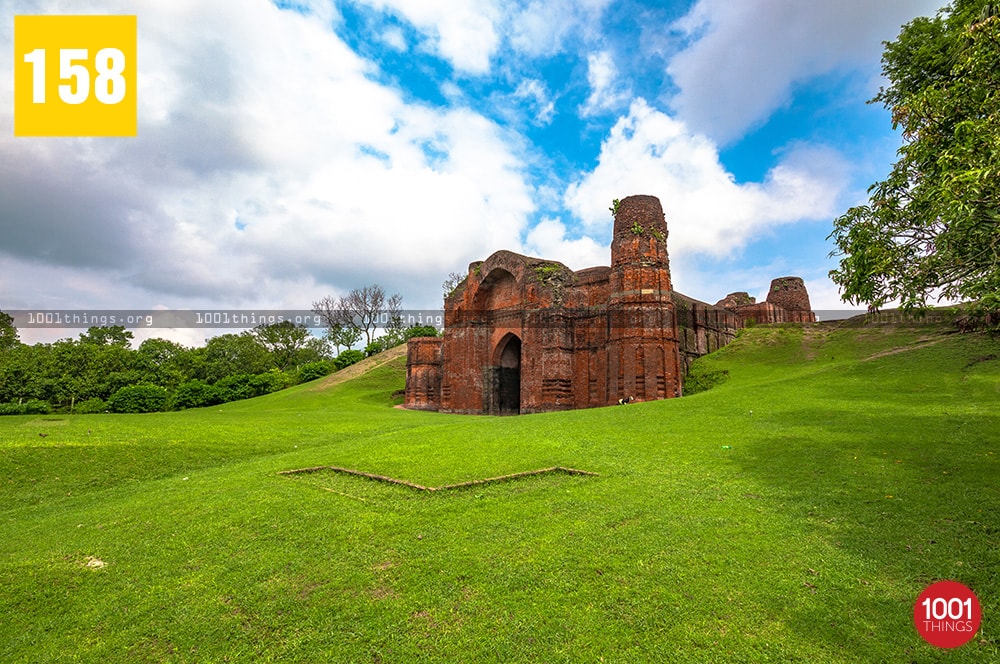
(79, 326, 133, 347)
(0, 311, 19, 352)
(250, 320, 325, 370)
(829, 1, 1000, 310)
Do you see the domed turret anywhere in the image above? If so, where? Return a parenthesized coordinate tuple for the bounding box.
(765, 277, 812, 312)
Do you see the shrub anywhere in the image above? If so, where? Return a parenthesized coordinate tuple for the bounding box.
(213, 371, 293, 404)
(74, 398, 108, 414)
(108, 384, 168, 413)
(0, 402, 23, 416)
(297, 361, 331, 383)
(22, 399, 52, 415)
(683, 367, 730, 396)
(404, 325, 439, 340)
(249, 369, 293, 396)
(214, 374, 254, 402)
(171, 380, 222, 410)
(364, 339, 388, 357)
(333, 349, 365, 370)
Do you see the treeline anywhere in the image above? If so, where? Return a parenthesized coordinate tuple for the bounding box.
(0, 306, 437, 415)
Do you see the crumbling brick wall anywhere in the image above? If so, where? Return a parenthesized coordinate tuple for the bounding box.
(404, 336, 443, 410)
(405, 195, 815, 413)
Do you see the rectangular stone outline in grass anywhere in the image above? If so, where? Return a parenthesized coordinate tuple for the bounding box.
(279, 465, 599, 493)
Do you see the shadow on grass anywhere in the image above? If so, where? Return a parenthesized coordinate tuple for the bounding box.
(729, 405, 1000, 661)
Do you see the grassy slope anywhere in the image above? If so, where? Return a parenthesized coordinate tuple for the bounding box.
(0, 323, 997, 663)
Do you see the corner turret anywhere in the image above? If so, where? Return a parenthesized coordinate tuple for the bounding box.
(611, 194, 670, 275)
(607, 194, 682, 402)
(766, 277, 811, 311)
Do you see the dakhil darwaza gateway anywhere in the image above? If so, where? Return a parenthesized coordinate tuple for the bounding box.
(405, 194, 814, 415)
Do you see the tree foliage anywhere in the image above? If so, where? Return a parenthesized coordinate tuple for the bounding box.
(250, 320, 324, 370)
(332, 349, 365, 370)
(0, 311, 20, 352)
(0, 321, 326, 414)
(325, 322, 362, 355)
(442, 271, 465, 299)
(108, 384, 169, 413)
(1, 285, 399, 414)
(297, 360, 332, 383)
(829, 1, 1000, 309)
(170, 380, 223, 410)
(312, 284, 403, 346)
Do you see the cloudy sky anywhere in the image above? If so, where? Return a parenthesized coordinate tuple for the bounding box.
(1, 0, 942, 343)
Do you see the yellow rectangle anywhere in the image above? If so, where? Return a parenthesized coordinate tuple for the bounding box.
(14, 15, 137, 137)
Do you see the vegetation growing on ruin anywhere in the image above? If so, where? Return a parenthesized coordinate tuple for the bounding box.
(532, 263, 563, 281)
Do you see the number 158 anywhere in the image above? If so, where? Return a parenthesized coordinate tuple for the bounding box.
(23, 47, 127, 105)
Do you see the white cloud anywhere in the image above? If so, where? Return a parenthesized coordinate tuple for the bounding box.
(524, 218, 608, 270)
(668, 0, 942, 143)
(581, 51, 630, 117)
(508, 0, 613, 57)
(351, 0, 616, 72)
(0, 0, 535, 317)
(513, 79, 556, 125)
(353, 0, 500, 73)
(666, 249, 839, 309)
(564, 99, 849, 258)
(804, 277, 862, 315)
(381, 26, 407, 51)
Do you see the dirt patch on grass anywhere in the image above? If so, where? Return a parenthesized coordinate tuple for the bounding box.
(801, 324, 831, 361)
(311, 345, 408, 391)
(410, 610, 442, 632)
(862, 337, 946, 361)
(297, 581, 325, 600)
(82, 556, 107, 569)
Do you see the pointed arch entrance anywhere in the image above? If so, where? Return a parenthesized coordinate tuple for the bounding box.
(486, 333, 521, 415)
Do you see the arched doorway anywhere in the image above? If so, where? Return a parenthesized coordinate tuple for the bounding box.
(496, 334, 521, 415)
(484, 333, 521, 415)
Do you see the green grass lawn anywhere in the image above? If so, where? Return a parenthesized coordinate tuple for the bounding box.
(1, 322, 997, 662)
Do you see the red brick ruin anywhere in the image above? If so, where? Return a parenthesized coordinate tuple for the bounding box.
(405, 194, 815, 414)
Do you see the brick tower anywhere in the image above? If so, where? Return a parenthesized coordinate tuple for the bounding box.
(607, 195, 683, 402)
(765, 276, 816, 323)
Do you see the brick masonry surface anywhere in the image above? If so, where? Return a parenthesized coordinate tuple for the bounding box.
(405, 194, 815, 414)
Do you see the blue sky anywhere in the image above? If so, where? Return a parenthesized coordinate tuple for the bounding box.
(0, 0, 942, 343)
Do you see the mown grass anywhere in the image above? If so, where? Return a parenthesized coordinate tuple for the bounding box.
(0, 321, 997, 662)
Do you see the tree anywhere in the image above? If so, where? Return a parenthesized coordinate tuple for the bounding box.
(0, 311, 19, 353)
(312, 295, 355, 351)
(325, 322, 362, 355)
(79, 326, 133, 347)
(200, 333, 272, 383)
(250, 320, 318, 370)
(136, 338, 194, 389)
(170, 380, 223, 410)
(312, 284, 403, 346)
(0, 344, 35, 403)
(829, 1, 1000, 310)
(442, 271, 465, 299)
(382, 292, 405, 347)
(303, 335, 333, 361)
